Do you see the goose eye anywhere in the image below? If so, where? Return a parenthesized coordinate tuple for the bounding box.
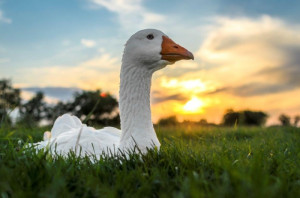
(146, 34, 154, 40)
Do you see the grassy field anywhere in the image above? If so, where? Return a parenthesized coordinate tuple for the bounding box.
(0, 125, 299, 198)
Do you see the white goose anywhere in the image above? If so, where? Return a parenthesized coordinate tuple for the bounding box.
(35, 29, 193, 158)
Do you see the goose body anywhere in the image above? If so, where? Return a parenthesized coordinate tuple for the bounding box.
(33, 29, 193, 158)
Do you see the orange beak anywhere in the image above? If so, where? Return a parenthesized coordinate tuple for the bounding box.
(160, 36, 194, 63)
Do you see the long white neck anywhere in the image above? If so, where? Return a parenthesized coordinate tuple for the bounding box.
(118, 61, 160, 152)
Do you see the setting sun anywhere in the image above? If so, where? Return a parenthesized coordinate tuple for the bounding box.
(183, 97, 205, 113)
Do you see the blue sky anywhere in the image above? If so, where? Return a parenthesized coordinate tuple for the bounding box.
(1, 0, 299, 70)
(1, 0, 300, 124)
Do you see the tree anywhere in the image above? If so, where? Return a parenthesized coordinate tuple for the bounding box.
(47, 90, 119, 126)
(18, 91, 48, 126)
(279, 114, 291, 126)
(243, 110, 268, 126)
(0, 104, 11, 125)
(158, 116, 178, 126)
(46, 101, 73, 124)
(71, 90, 119, 125)
(223, 109, 268, 127)
(0, 79, 21, 125)
(199, 119, 208, 125)
(223, 109, 241, 126)
(44, 90, 120, 126)
(294, 115, 300, 127)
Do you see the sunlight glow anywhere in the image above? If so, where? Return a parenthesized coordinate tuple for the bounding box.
(183, 97, 204, 113)
(161, 79, 207, 92)
(181, 80, 206, 90)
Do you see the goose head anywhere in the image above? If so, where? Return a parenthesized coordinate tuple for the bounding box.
(122, 29, 194, 72)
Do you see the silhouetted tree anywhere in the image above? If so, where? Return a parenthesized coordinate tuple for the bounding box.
(294, 115, 300, 127)
(0, 79, 21, 125)
(0, 104, 11, 125)
(47, 90, 119, 126)
(71, 90, 119, 125)
(279, 114, 291, 126)
(158, 116, 178, 126)
(243, 110, 268, 126)
(223, 109, 268, 127)
(199, 119, 208, 125)
(46, 101, 73, 124)
(18, 92, 48, 126)
(223, 109, 241, 126)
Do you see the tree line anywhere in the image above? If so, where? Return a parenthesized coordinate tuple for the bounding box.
(0, 79, 119, 127)
(157, 110, 300, 127)
(1, 79, 299, 128)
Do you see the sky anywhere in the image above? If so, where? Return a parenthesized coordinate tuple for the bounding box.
(1, 0, 300, 125)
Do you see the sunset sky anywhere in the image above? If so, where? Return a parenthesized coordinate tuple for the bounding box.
(1, 0, 300, 125)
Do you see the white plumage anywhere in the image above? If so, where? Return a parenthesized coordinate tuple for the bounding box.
(33, 29, 193, 159)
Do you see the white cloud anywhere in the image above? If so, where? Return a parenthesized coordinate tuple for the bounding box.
(62, 39, 71, 46)
(0, 10, 12, 24)
(19, 53, 121, 95)
(0, 58, 10, 64)
(89, 0, 165, 30)
(81, 39, 96, 48)
(195, 15, 300, 87)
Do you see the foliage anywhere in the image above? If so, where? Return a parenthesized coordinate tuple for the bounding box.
(181, 119, 218, 127)
(223, 109, 241, 126)
(46, 101, 73, 124)
(18, 92, 48, 127)
(198, 118, 208, 125)
(158, 115, 178, 126)
(0, 105, 12, 126)
(0, 79, 21, 126)
(223, 109, 268, 127)
(0, 126, 299, 197)
(71, 90, 118, 125)
(46, 90, 120, 126)
(295, 115, 300, 127)
(0, 79, 21, 108)
(0, 79, 120, 126)
(279, 114, 291, 126)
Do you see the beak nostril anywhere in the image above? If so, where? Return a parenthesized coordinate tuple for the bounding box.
(174, 46, 179, 49)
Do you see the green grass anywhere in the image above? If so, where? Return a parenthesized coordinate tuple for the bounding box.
(0, 125, 299, 198)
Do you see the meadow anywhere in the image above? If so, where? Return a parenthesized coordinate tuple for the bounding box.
(0, 125, 299, 198)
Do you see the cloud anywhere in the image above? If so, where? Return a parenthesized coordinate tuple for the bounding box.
(151, 91, 187, 104)
(149, 15, 300, 124)
(0, 10, 11, 24)
(210, 83, 294, 97)
(195, 15, 300, 97)
(88, 0, 165, 30)
(19, 53, 121, 95)
(23, 87, 81, 102)
(21, 91, 60, 104)
(256, 46, 300, 87)
(62, 40, 71, 46)
(81, 39, 96, 48)
(0, 58, 10, 64)
(204, 87, 229, 95)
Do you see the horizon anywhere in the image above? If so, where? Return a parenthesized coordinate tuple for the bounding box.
(1, 0, 300, 125)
